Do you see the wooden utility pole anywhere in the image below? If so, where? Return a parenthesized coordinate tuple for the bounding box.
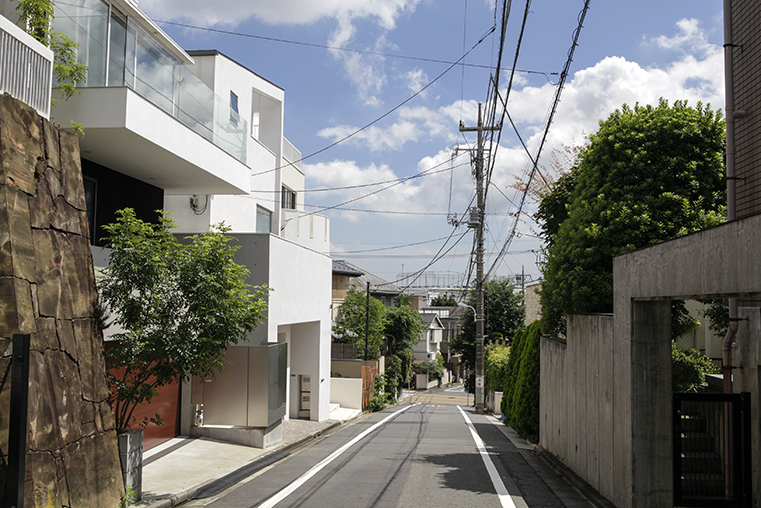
(460, 103, 500, 414)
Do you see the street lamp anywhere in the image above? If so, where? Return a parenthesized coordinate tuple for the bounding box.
(457, 302, 476, 322)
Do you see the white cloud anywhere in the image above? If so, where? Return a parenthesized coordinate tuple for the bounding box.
(404, 68, 429, 96)
(306, 19, 725, 230)
(652, 18, 713, 54)
(139, 0, 420, 28)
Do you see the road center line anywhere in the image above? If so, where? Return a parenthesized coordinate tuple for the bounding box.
(457, 405, 518, 508)
(255, 403, 416, 508)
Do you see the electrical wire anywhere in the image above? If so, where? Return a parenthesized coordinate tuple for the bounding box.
(486, 0, 591, 278)
(249, 25, 496, 178)
(154, 19, 556, 79)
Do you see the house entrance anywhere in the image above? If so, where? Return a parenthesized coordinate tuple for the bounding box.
(673, 392, 752, 507)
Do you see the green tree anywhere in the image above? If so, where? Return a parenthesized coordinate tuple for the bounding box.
(672, 344, 721, 392)
(431, 294, 457, 307)
(99, 209, 268, 429)
(14, 0, 88, 102)
(450, 277, 525, 369)
(333, 286, 388, 360)
(539, 100, 726, 335)
(382, 295, 424, 397)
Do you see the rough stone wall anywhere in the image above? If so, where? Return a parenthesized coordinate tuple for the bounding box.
(0, 94, 123, 507)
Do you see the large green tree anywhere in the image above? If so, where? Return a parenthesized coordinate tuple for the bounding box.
(99, 209, 268, 429)
(333, 286, 388, 360)
(450, 277, 525, 369)
(539, 99, 726, 334)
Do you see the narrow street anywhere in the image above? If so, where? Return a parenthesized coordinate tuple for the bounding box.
(180, 387, 590, 508)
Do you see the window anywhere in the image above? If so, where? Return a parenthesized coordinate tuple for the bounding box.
(230, 91, 239, 126)
(256, 206, 272, 233)
(251, 111, 260, 140)
(281, 186, 296, 210)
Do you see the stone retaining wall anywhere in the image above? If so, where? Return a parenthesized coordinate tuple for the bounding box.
(0, 93, 123, 507)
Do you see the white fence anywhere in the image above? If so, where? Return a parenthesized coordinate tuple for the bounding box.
(0, 15, 53, 118)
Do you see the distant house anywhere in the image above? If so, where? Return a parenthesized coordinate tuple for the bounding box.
(332, 260, 364, 319)
(421, 305, 465, 381)
(344, 261, 402, 307)
(413, 313, 444, 362)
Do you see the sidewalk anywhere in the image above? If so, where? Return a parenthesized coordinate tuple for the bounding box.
(134, 406, 363, 508)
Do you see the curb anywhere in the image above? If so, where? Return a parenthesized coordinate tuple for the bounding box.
(133, 419, 351, 507)
(534, 446, 617, 508)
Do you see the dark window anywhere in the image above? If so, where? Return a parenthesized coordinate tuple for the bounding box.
(83, 176, 97, 241)
(281, 186, 296, 210)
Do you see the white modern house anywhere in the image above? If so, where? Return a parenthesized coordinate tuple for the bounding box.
(0, 0, 332, 447)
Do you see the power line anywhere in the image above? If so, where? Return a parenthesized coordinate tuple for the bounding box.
(155, 19, 557, 80)
(486, 0, 592, 278)
(250, 25, 496, 179)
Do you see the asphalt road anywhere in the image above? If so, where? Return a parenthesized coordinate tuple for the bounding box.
(184, 389, 589, 508)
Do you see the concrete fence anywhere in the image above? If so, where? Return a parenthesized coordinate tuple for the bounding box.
(330, 377, 362, 410)
(540, 314, 616, 504)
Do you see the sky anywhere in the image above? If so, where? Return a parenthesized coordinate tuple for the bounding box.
(138, 0, 725, 289)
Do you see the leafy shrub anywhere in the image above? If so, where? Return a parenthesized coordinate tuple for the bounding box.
(366, 395, 387, 412)
(485, 343, 510, 391)
(672, 344, 721, 392)
(502, 322, 541, 442)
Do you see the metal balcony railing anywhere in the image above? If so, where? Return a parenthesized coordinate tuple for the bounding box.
(0, 15, 53, 118)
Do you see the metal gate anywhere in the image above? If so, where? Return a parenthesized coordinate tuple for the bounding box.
(673, 392, 752, 507)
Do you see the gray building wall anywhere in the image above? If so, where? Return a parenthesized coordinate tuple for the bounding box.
(734, 0, 761, 218)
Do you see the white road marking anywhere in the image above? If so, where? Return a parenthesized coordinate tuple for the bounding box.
(256, 404, 416, 508)
(457, 405, 518, 508)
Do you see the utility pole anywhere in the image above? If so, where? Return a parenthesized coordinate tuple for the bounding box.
(365, 281, 370, 361)
(460, 103, 500, 414)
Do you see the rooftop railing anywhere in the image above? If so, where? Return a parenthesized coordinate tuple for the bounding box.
(0, 14, 53, 118)
(282, 137, 302, 172)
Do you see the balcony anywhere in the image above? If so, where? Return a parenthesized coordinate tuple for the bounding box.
(50, 0, 249, 194)
(0, 14, 53, 118)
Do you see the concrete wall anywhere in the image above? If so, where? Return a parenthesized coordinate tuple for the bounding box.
(331, 358, 383, 379)
(541, 315, 616, 504)
(330, 378, 363, 410)
(606, 214, 761, 508)
(734, 307, 761, 501)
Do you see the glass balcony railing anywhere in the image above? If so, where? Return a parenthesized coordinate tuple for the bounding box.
(52, 0, 246, 163)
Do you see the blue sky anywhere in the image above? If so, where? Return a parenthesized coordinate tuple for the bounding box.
(139, 0, 725, 287)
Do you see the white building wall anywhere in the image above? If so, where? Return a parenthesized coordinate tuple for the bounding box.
(225, 234, 331, 421)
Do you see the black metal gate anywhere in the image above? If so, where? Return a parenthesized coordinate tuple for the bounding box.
(673, 392, 752, 507)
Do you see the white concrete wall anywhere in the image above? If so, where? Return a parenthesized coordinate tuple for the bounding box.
(229, 234, 332, 421)
(330, 378, 363, 410)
